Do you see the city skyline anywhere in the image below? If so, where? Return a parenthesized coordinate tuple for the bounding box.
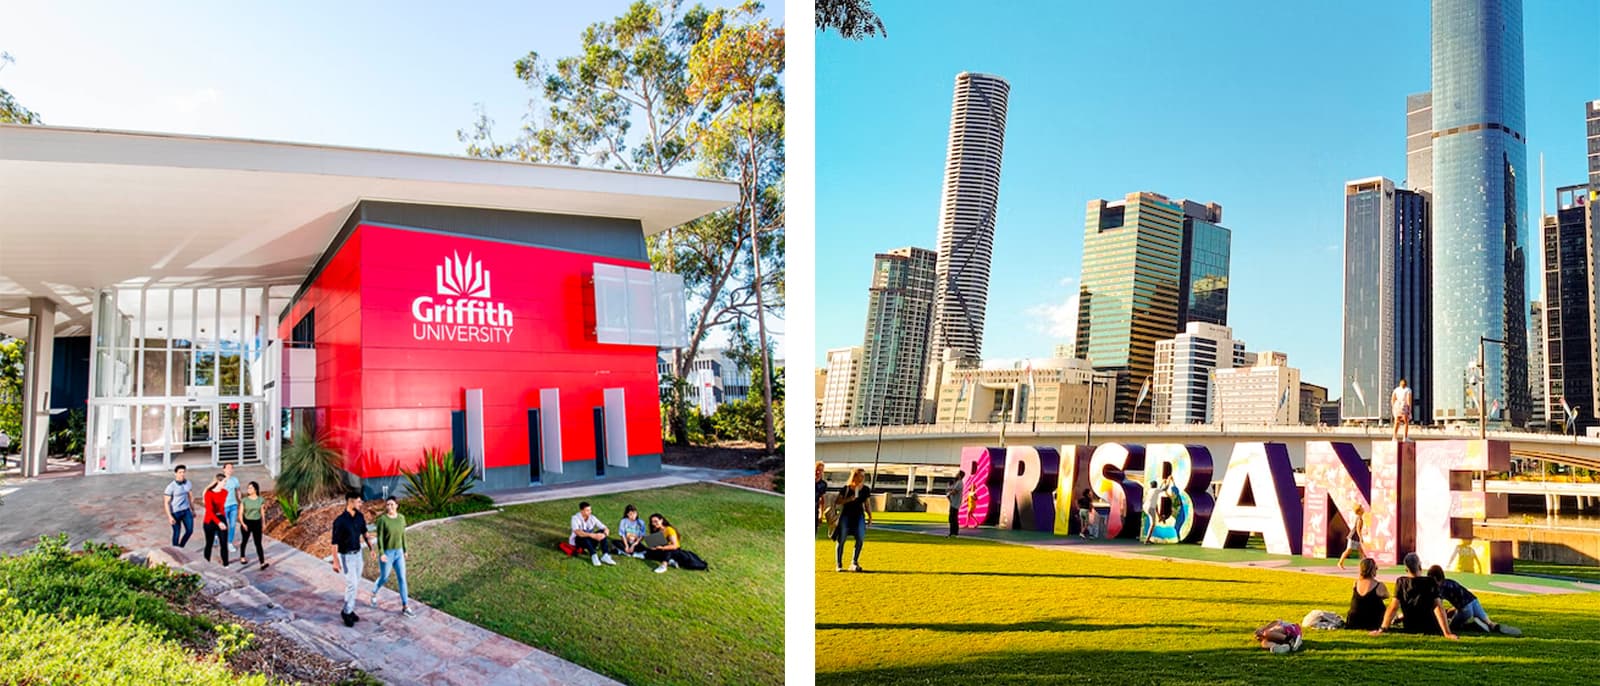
(816, 0, 1596, 394)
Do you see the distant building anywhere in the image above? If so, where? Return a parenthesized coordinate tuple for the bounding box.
(1213, 351, 1301, 426)
(1544, 188, 1598, 433)
(1152, 322, 1248, 425)
(857, 247, 938, 427)
(1176, 200, 1231, 326)
(1299, 382, 1328, 426)
(814, 367, 828, 427)
(1321, 398, 1342, 426)
(935, 356, 1113, 425)
(1529, 300, 1546, 430)
(657, 347, 783, 414)
(1588, 100, 1599, 189)
(819, 347, 864, 428)
(1341, 177, 1431, 424)
(1406, 92, 1433, 194)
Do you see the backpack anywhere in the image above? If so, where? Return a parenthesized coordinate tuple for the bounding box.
(1301, 609, 1345, 630)
(557, 541, 577, 557)
(676, 549, 709, 571)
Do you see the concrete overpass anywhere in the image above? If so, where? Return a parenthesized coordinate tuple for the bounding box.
(817, 423, 1600, 477)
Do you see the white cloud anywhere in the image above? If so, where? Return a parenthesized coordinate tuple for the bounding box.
(1025, 291, 1079, 342)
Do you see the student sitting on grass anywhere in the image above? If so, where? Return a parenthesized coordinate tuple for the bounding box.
(617, 504, 648, 559)
(1253, 619, 1302, 654)
(1344, 557, 1389, 630)
(570, 501, 617, 566)
(643, 513, 708, 573)
(1370, 553, 1457, 640)
(1429, 565, 1520, 636)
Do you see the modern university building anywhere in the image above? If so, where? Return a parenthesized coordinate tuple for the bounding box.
(0, 124, 737, 494)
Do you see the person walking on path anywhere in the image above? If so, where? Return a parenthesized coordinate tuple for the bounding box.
(163, 464, 194, 548)
(815, 462, 829, 529)
(237, 481, 268, 569)
(371, 496, 415, 617)
(570, 501, 616, 566)
(946, 470, 966, 537)
(834, 468, 872, 572)
(1391, 379, 1413, 442)
(331, 493, 376, 627)
(1140, 480, 1162, 544)
(201, 473, 231, 565)
(221, 463, 241, 552)
(1078, 488, 1097, 539)
(1337, 505, 1366, 570)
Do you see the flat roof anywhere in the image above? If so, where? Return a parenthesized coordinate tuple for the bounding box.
(0, 124, 739, 336)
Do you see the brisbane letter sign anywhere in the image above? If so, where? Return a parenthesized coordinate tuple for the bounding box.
(957, 440, 1512, 574)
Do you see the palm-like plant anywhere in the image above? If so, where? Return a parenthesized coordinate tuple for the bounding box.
(401, 448, 474, 514)
(276, 430, 346, 504)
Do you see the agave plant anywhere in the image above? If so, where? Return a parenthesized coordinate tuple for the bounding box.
(401, 448, 474, 515)
(276, 430, 346, 504)
(276, 491, 302, 526)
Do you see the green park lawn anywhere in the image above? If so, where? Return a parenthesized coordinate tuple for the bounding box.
(404, 483, 782, 686)
(815, 528, 1600, 685)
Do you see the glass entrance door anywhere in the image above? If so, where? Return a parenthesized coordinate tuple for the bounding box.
(176, 405, 216, 465)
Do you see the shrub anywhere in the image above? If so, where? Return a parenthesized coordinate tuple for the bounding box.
(398, 493, 495, 523)
(278, 430, 346, 504)
(213, 621, 255, 661)
(277, 491, 302, 526)
(401, 448, 474, 515)
(0, 536, 208, 641)
(82, 540, 125, 559)
(0, 589, 269, 685)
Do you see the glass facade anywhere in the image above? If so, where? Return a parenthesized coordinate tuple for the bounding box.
(855, 247, 937, 427)
(1181, 218, 1231, 326)
(1430, 0, 1529, 425)
(1546, 188, 1596, 432)
(1343, 182, 1391, 420)
(88, 287, 273, 473)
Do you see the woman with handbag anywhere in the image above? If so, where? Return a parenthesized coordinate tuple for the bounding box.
(834, 468, 873, 572)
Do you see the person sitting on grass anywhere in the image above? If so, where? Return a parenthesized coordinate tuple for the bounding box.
(617, 504, 648, 559)
(1344, 557, 1390, 630)
(570, 501, 616, 566)
(643, 513, 701, 573)
(1428, 565, 1519, 636)
(1370, 553, 1457, 640)
(1253, 619, 1302, 654)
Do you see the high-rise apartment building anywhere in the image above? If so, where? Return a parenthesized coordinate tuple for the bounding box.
(1544, 188, 1597, 433)
(1588, 100, 1599, 189)
(856, 247, 938, 427)
(1529, 300, 1546, 429)
(1177, 200, 1232, 326)
(1077, 192, 1186, 422)
(1152, 322, 1248, 424)
(814, 367, 828, 427)
(819, 347, 864, 428)
(1429, 0, 1529, 427)
(1407, 92, 1433, 193)
(1341, 177, 1432, 423)
(928, 72, 1010, 369)
(1213, 351, 1301, 426)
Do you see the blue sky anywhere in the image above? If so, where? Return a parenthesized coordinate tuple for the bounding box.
(0, 0, 783, 350)
(815, 0, 1598, 393)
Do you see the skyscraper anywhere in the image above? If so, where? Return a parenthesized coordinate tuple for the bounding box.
(1430, 0, 1529, 427)
(1528, 300, 1545, 430)
(819, 347, 863, 428)
(1342, 177, 1432, 424)
(1407, 92, 1433, 193)
(928, 72, 1010, 368)
(1544, 188, 1596, 433)
(1177, 200, 1232, 326)
(1077, 191, 1185, 422)
(855, 247, 937, 427)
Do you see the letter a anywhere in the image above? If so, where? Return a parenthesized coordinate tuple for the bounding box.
(1202, 442, 1302, 555)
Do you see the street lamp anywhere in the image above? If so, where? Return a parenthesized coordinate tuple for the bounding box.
(1084, 372, 1113, 446)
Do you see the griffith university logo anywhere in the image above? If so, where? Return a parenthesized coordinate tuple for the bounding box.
(411, 251, 514, 343)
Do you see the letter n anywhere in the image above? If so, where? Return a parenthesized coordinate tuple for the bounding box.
(1202, 442, 1301, 555)
(1301, 441, 1371, 559)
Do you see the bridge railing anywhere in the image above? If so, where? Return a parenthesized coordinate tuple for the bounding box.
(817, 421, 1600, 445)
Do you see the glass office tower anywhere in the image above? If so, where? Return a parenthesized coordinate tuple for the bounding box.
(1430, 0, 1529, 426)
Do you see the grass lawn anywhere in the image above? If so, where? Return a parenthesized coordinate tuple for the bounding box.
(816, 528, 1600, 685)
(404, 483, 782, 686)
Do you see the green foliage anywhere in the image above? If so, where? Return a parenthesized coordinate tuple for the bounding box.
(48, 407, 86, 459)
(0, 52, 42, 125)
(81, 539, 125, 559)
(0, 536, 208, 641)
(815, 0, 887, 38)
(0, 336, 23, 444)
(772, 470, 785, 494)
(711, 396, 766, 443)
(401, 448, 475, 515)
(277, 430, 346, 504)
(0, 589, 268, 685)
(398, 492, 495, 524)
(277, 491, 302, 526)
(213, 622, 255, 661)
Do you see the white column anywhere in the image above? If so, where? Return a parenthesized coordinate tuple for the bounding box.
(21, 297, 57, 478)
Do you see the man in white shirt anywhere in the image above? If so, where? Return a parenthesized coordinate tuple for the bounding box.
(1141, 480, 1163, 544)
(1392, 379, 1413, 442)
(570, 501, 616, 566)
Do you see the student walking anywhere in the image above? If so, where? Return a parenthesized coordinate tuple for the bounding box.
(371, 496, 414, 617)
(163, 465, 195, 548)
(237, 481, 268, 569)
(222, 460, 240, 550)
(331, 493, 376, 627)
(834, 468, 872, 572)
(946, 470, 966, 537)
(201, 473, 231, 565)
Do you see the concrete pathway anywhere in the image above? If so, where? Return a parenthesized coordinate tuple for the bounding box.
(0, 466, 619, 685)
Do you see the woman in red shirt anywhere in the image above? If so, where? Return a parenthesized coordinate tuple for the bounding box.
(201, 473, 231, 565)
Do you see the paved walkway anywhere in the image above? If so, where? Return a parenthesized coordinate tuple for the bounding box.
(0, 466, 619, 685)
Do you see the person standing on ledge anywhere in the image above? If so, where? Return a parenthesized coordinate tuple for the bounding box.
(1391, 379, 1412, 442)
(945, 470, 966, 537)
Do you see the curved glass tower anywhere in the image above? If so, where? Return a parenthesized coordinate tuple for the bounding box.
(1430, 0, 1529, 426)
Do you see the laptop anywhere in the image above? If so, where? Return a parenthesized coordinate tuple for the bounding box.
(643, 531, 670, 548)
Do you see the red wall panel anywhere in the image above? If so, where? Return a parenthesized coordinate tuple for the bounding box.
(290, 223, 664, 479)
